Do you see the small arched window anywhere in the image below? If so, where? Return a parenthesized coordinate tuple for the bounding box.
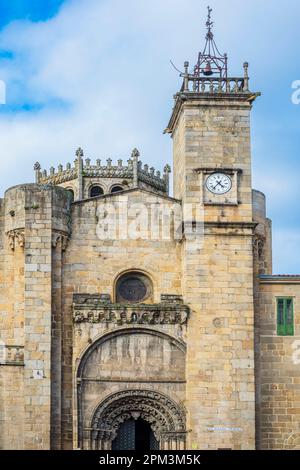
(66, 188, 74, 202)
(116, 271, 153, 303)
(90, 185, 104, 198)
(111, 185, 123, 194)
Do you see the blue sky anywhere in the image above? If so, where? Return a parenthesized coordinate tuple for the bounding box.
(0, 0, 299, 274)
(0, 0, 64, 27)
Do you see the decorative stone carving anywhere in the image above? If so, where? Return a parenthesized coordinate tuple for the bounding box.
(76, 147, 84, 158)
(253, 236, 264, 258)
(6, 229, 25, 251)
(131, 148, 140, 159)
(213, 317, 223, 328)
(88, 389, 186, 448)
(40, 168, 78, 186)
(36, 153, 170, 194)
(73, 294, 189, 325)
(6, 231, 15, 250)
(6, 229, 70, 252)
(52, 231, 70, 251)
(0, 345, 24, 365)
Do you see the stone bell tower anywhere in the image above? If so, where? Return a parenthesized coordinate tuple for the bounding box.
(166, 7, 260, 449)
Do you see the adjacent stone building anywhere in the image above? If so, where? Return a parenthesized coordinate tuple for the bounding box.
(0, 9, 299, 450)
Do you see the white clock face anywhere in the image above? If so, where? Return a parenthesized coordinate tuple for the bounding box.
(206, 173, 232, 195)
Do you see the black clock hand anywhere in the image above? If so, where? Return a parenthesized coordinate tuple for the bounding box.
(213, 180, 223, 190)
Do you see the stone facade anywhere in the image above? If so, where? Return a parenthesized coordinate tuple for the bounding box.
(0, 49, 299, 451)
(255, 277, 300, 450)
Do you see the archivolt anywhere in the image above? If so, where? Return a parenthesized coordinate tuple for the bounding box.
(90, 389, 186, 443)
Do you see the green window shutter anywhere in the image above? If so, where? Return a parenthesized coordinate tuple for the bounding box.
(285, 299, 294, 336)
(277, 299, 285, 336)
(277, 298, 294, 336)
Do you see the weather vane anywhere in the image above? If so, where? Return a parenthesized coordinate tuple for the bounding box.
(206, 6, 213, 40)
(194, 6, 228, 78)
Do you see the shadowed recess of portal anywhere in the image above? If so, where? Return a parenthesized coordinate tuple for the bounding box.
(112, 418, 159, 451)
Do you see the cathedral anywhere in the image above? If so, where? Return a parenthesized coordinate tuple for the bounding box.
(0, 9, 299, 451)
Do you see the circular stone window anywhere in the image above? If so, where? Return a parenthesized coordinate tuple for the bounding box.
(116, 272, 152, 303)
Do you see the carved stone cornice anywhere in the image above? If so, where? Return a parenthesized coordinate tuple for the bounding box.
(194, 167, 243, 175)
(259, 275, 300, 285)
(6, 229, 25, 251)
(0, 345, 24, 366)
(73, 294, 189, 325)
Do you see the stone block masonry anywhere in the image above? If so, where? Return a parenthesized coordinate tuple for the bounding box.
(0, 184, 70, 449)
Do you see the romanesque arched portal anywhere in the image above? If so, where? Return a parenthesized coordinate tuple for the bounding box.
(76, 328, 187, 450)
(90, 389, 186, 450)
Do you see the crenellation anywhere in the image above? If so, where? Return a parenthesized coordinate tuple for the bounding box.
(35, 148, 170, 199)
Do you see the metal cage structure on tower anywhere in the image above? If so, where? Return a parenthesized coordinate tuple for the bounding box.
(194, 6, 228, 79)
